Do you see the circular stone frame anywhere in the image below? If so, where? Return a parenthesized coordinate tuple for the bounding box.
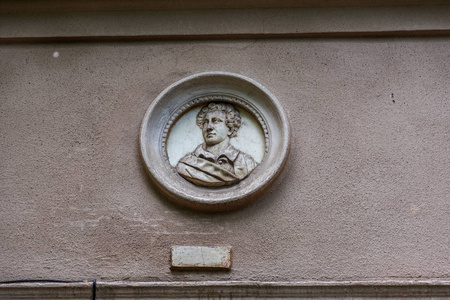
(140, 72, 290, 211)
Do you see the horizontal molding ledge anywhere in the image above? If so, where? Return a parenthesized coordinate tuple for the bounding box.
(2, 31, 450, 44)
(1, 6, 449, 42)
(1, 280, 449, 299)
(0, 0, 449, 13)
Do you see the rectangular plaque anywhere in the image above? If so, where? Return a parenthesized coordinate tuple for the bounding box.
(170, 246, 231, 270)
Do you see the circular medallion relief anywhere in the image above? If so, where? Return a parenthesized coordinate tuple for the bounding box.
(140, 72, 290, 211)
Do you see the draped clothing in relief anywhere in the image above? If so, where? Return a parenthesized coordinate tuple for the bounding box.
(177, 144, 257, 187)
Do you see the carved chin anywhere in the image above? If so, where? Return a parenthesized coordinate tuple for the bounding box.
(205, 137, 219, 145)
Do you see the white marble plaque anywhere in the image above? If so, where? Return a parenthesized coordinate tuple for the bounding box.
(171, 246, 231, 270)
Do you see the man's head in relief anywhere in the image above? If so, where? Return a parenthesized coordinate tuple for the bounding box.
(177, 101, 257, 187)
(196, 102, 241, 146)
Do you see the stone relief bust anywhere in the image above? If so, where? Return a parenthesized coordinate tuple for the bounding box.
(176, 102, 258, 187)
(140, 72, 289, 211)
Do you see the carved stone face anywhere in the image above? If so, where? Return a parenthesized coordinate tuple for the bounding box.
(201, 110, 230, 146)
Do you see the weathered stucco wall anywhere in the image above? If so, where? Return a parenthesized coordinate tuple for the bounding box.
(1, 37, 448, 283)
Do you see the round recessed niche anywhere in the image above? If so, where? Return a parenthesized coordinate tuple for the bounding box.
(140, 72, 290, 211)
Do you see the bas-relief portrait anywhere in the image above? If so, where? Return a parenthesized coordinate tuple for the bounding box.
(176, 103, 258, 187)
(140, 72, 288, 210)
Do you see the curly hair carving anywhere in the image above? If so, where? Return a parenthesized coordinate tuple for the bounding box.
(196, 102, 241, 138)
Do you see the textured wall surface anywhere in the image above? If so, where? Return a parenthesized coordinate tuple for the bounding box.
(1, 38, 449, 282)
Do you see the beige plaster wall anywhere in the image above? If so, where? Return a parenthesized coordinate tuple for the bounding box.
(1, 37, 449, 282)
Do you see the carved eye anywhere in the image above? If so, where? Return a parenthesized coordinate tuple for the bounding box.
(218, 158, 228, 165)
